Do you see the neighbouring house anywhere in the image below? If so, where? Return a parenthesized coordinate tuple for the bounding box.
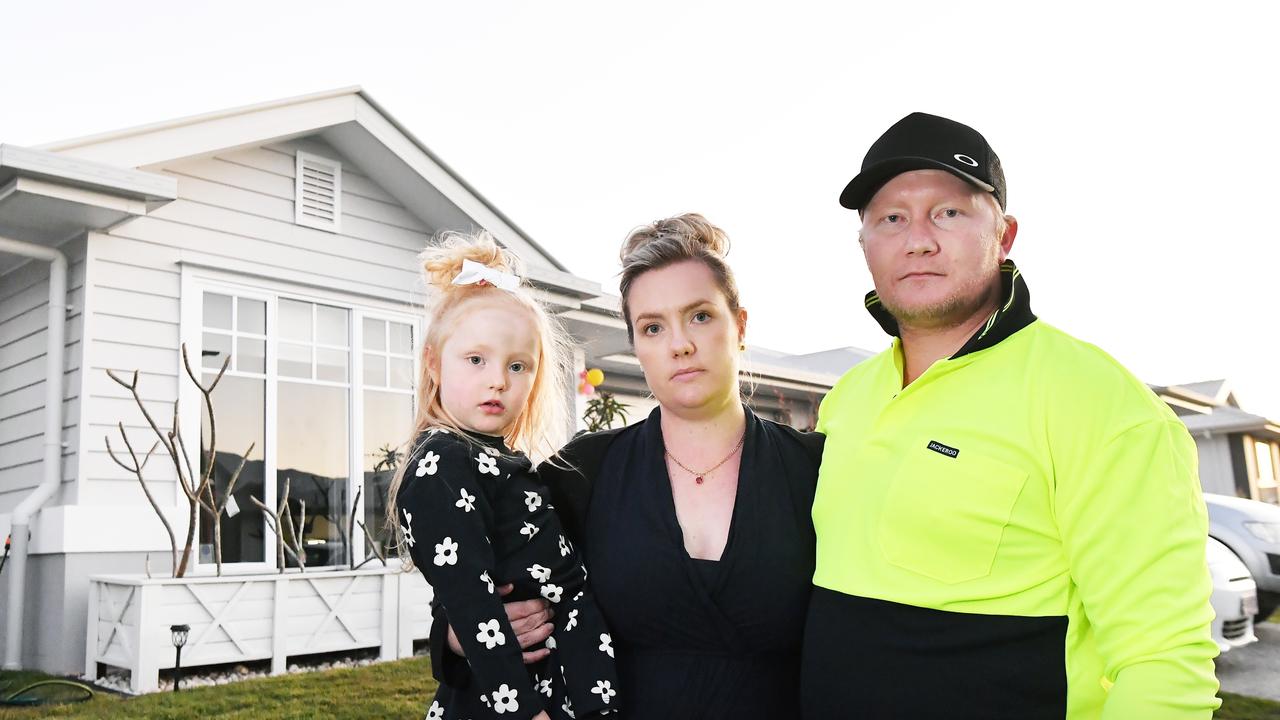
(0, 87, 848, 682)
(1153, 380, 1280, 504)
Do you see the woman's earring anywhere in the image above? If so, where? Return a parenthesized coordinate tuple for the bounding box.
(739, 342, 746, 352)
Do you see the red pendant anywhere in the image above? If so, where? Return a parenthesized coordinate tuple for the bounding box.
(695, 476, 704, 485)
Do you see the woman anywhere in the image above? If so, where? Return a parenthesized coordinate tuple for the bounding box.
(430, 214, 822, 719)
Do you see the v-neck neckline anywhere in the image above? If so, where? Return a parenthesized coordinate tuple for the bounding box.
(648, 405, 755, 571)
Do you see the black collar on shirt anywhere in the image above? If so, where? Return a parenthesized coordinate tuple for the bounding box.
(863, 259, 1037, 359)
(421, 426, 518, 458)
(459, 428, 508, 449)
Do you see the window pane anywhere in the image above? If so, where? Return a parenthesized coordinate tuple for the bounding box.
(389, 322, 413, 355)
(236, 337, 266, 374)
(202, 332, 232, 370)
(279, 299, 312, 342)
(278, 382, 349, 568)
(1257, 440, 1277, 483)
(363, 353, 386, 387)
(317, 347, 349, 383)
(390, 357, 414, 390)
(279, 342, 312, 379)
(203, 293, 232, 330)
(363, 318, 386, 352)
(364, 390, 414, 557)
(237, 298, 266, 335)
(316, 305, 348, 347)
(200, 374, 265, 564)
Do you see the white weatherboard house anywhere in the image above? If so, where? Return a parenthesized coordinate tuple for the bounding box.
(0, 88, 840, 690)
(1153, 380, 1280, 505)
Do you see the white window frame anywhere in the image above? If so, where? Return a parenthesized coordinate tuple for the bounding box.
(1254, 437, 1279, 489)
(179, 264, 419, 575)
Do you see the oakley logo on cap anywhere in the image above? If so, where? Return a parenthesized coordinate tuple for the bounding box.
(954, 153, 978, 167)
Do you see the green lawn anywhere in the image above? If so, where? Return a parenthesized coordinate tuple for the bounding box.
(2, 660, 1278, 719)
(0, 657, 436, 720)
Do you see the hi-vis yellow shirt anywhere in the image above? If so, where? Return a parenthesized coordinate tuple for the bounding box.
(813, 263, 1220, 719)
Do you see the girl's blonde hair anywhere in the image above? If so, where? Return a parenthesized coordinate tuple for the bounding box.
(385, 230, 573, 557)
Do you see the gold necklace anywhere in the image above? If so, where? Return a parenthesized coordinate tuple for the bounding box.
(665, 431, 746, 485)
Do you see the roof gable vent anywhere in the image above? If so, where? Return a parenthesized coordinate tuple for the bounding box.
(295, 151, 342, 232)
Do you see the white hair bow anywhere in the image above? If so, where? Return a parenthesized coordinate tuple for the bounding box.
(451, 259, 521, 293)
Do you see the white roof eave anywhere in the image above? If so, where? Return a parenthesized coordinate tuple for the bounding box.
(0, 144, 176, 204)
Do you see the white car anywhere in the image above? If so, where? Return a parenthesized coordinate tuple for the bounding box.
(1205, 492, 1280, 623)
(1207, 536, 1258, 652)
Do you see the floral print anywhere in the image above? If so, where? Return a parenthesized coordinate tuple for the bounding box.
(491, 683, 519, 714)
(540, 583, 564, 603)
(401, 509, 416, 548)
(591, 680, 616, 705)
(433, 537, 458, 567)
(476, 619, 506, 649)
(416, 451, 440, 477)
(477, 452, 500, 476)
(399, 430, 617, 719)
(524, 490, 543, 512)
(456, 488, 476, 512)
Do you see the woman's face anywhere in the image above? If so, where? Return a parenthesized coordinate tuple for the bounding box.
(626, 259, 746, 418)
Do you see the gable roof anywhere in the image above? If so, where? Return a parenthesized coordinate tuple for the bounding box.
(37, 87, 567, 273)
(1153, 379, 1280, 441)
(1177, 379, 1240, 408)
(1179, 404, 1280, 440)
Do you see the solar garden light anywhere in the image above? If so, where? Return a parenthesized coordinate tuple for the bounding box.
(169, 624, 190, 692)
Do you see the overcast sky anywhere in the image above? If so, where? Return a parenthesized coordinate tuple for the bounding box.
(3, 1, 1277, 415)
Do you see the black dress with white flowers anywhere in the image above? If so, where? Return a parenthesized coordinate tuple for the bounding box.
(398, 428, 618, 720)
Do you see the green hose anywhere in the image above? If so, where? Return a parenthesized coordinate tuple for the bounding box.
(1, 678, 95, 706)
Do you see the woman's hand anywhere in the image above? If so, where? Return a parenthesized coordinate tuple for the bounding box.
(445, 584, 554, 664)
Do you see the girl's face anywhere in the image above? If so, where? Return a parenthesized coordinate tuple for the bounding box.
(433, 298, 540, 437)
(627, 260, 746, 418)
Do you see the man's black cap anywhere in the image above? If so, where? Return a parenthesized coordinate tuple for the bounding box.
(839, 112, 1006, 211)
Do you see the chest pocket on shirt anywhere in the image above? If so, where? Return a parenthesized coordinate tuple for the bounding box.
(877, 446, 1029, 584)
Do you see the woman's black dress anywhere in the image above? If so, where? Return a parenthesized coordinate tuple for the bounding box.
(431, 405, 823, 719)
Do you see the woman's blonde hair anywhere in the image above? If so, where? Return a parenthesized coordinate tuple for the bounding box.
(618, 213, 742, 343)
(385, 230, 573, 558)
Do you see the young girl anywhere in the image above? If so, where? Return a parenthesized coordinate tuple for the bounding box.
(388, 232, 618, 720)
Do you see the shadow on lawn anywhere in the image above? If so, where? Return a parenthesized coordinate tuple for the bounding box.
(3, 660, 1278, 719)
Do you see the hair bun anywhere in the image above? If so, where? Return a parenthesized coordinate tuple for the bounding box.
(620, 212, 730, 263)
(420, 230, 523, 293)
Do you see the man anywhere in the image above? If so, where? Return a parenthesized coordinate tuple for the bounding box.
(802, 112, 1220, 719)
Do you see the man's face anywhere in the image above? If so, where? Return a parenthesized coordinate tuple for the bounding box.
(860, 169, 1015, 330)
